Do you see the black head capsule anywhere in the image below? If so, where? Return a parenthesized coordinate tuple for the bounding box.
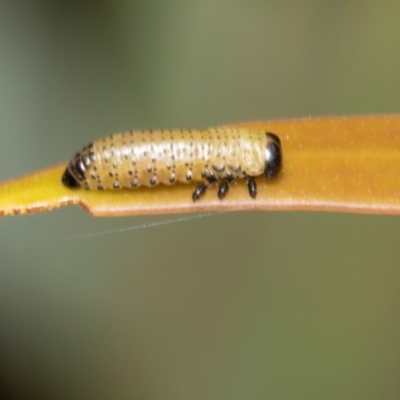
(264, 132, 282, 179)
(266, 132, 281, 146)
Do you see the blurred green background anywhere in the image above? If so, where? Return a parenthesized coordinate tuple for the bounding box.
(1, 1, 400, 399)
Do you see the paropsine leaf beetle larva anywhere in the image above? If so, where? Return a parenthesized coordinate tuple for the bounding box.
(62, 128, 282, 201)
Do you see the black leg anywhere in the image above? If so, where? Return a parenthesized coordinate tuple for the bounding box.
(206, 174, 218, 186)
(247, 178, 257, 198)
(218, 181, 230, 199)
(192, 183, 208, 201)
(226, 174, 237, 184)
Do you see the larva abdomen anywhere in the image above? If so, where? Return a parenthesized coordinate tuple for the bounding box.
(62, 128, 282, 200)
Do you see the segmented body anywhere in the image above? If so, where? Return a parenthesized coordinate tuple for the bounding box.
(62, 128, 282, 200)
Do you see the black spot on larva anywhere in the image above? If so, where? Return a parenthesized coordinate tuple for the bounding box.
(201, 170, 207, 178)
(131, 179, 138, 188)
(109, 172, 114, 177)
(186, 170, 192, 181)
(150, 176, 157, 185)
(97, 184, 104, 190)
(128, 170, 133, 175)
(147, 165, 152, 173)
(169, 173, 176, 183)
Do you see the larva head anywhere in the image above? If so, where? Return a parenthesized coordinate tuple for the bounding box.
(264, 132, 282, 179)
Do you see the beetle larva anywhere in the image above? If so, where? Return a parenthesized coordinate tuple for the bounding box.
(61, 128, 282, 201)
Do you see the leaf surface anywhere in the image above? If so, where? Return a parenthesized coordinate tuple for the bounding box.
(1, 115, 399, 217)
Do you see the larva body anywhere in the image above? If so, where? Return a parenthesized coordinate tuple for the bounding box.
(62, 128, 282, 200)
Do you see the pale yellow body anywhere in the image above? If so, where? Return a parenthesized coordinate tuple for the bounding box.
(77, 128, 267, 190)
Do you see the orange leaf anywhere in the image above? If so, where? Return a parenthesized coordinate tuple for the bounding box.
(1, 115, 400, 217)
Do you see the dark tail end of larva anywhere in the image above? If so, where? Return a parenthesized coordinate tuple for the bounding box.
(61, 160, 83, 189)
(62, 167, 81, 188)
(62, 143, 95, 189)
